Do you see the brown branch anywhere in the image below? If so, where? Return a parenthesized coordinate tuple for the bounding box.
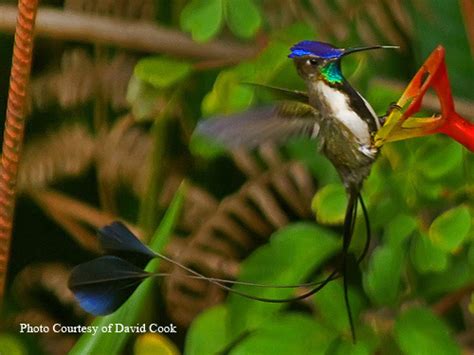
(432, 284, 474, 316)
(30, 189, 117, 231)
(0, 5, 259, 60)
(0, 0, 38, 303)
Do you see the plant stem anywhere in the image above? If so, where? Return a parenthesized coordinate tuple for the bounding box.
(0, 0, 38, 303)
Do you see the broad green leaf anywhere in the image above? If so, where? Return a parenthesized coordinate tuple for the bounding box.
(285, 140, 339, 186)
(468, 242, 474, 268)
(415, 139, 463, 180)
(417, 256, 472, 297)
(384, 213, 417, 247)
(410, 232, 448, 273)
(0, 334, 27, 355)
(312, 183, 348, 225)
(230, 314, 335, 355)
(407, 0, 474, 100)
(134, 333, 179, 355)
(363, 245, 403, 306)
(134, 57, 192, 89)
(126, 76, 162, 120)
(202, 64, 254, 115)
(70, 185, 186, 355)
(252, 41, 291, 84)
(331, 339, 374, 355)
(189, 131, 228, 158)
(185, 305, 229, 355)
(227, 222, 340, 335)
(225, 0, 262, 39)
(313, 280, 364, 334)
(429, 206, 471, 252)
(394, 307, 460, 355)
(180, 0, 223, 42)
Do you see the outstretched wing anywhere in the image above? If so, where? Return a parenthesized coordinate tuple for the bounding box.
(195, 102, 320, 149)
(243, 82, 309, 103)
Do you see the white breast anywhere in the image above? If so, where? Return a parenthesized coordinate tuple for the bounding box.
(317, 82, 371, 144)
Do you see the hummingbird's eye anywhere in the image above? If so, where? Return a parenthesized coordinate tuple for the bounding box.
(308, 58, 318, 66)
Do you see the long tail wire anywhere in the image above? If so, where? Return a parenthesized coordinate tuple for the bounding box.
(148, 193, 371, 306)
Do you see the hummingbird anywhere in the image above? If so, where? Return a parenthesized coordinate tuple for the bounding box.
(67, 42, 399, 343)
(196, 40, 399, 341)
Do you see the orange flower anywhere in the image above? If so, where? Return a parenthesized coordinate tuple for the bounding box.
(375, 46, 474, 151)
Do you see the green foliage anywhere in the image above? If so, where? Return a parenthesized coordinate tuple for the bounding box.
(180, 0, 262, 42)
(227, 223, 340, 334)
(415, 140, 463, 180)
(384, 213, 417, 247)
(312, 184, 347, 225)
(229, 314, 335, 355)
(394, 307, 460, 355)
(363, 244, 404, 306)
(134, 334, 180, 355)
(180, 0, 224, 42)
(185, 305, 230, 355)
(134, 57, 192, 89)
(224, 0, 262, 39)
(411, 232, 449, 273)
(429, 206, 471, 252)
(11, 1, 474, 354)
(0, 334, 27, 355)
(313, 280, 364, 334)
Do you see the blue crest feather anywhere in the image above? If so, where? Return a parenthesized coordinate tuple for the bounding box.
(289, 41, 343, 59)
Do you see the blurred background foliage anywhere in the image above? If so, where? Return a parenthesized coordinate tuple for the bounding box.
(0, 0, 473, 354)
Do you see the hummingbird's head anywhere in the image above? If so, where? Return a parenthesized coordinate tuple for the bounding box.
(289, 41, 398, 85)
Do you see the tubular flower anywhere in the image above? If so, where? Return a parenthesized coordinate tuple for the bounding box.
(375, 46, 474, 151)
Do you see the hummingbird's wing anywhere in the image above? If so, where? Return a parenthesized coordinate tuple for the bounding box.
(243, 83, 309, 103)
(196, 102, 320, 149)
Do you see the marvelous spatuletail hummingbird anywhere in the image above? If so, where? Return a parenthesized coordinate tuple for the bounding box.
(67, 41, 398, 343)
(196, 40, 399, 340)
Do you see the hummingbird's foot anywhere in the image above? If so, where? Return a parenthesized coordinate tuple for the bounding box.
(379, 102, 402, 126)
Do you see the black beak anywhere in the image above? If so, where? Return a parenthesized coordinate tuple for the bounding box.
(342, 45, 399, 56)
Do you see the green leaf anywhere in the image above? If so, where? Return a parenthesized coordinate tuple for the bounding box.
(185, 305, 229, 355)
(252, 41, 291, 83)
(410, 232, 448, 273)
(313, 280, 364, 334)
(69, 185, 186, 355)
(285, 140, 339, 186)
(202, 64, 254, 115)
(312, 184, 348, 225)
(330, 339, 374, 355)
(415, 139, 463, 180)
(384, 213, 417, 247)
(407, 0, 474, 100)
(363, 245, 403, 306)
(126, 76, 162, 121)
(227, 222, 340, 335)
(230, 314, 335, 355)
(394, 307, 460, 355)
(429, 206, 471, 252)
(134, 57, 192, 89)
(224, 0, 261, 39)
(134, 333, 179, 355)
(180, 0, 223, 42)
(0, 334, 27, 355)
(418, 256, 472, 297)
(189, 131, 228, 158)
